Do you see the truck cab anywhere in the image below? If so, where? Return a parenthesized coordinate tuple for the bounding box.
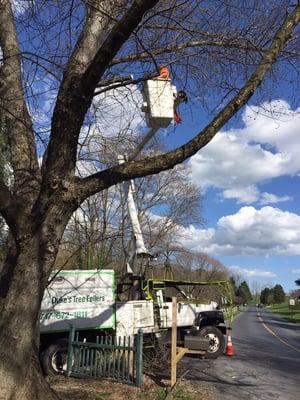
(142, 277, 229, 359)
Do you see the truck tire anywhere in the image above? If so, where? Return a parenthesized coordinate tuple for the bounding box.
(198, 326, 225, 359)
(41, 339, 69, 375)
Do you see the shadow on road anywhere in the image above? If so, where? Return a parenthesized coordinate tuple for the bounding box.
(186, 367, 256, 387)
(264, 319, 300, 331)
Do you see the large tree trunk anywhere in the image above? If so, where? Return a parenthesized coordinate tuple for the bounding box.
(0, 223, 67, 400)
(0, 350, 60, 400)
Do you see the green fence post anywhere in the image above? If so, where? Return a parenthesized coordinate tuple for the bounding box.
(66, 325, 75, 378)
(135, 329, 143, 386)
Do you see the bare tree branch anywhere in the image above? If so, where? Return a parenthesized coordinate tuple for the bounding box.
(111, 37, 264, 66)
(76, 3, 300, 203)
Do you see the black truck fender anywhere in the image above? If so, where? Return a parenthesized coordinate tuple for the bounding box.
(196, 310, 227, 335)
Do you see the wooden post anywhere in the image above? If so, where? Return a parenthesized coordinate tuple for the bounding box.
(171, 297, 177, 387)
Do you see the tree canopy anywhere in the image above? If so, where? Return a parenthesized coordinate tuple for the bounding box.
(260, 284, 286, 305)
(236, 281, 252, 304)
(273, 284, 286, 303)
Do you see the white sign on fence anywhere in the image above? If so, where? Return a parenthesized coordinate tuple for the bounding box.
(289, 299, 295, 306)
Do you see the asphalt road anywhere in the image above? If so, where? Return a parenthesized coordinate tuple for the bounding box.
(183, 306, 300, 400)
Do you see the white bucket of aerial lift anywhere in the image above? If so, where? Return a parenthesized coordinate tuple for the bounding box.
(142, 79, 176, 128)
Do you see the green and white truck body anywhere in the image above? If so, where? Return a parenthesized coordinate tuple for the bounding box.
(40, 269, 157, 337)
(40, 269, 220, 336)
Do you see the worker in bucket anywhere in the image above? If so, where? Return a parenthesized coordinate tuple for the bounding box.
(157, 64, 171, 80)
(156, 65, 188, 123)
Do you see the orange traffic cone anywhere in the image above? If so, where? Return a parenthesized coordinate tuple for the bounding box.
(225, 332, 235, 356)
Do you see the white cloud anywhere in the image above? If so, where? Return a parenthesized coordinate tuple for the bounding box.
(76, 85, 146, 175)
(223, 185, 260, 204)
(90, 85, 144, 139)
(178, 206, 300, 256)
(73, 86, 148, 180)
(291, 269, 300, 274)
(222, 188, 292, 205)
(258, 192, 292, 205)
(12, 0, 33, 16)
(189, 100, 300, 204)
(230, 265, 276, 278)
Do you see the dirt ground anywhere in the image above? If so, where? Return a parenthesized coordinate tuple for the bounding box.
(50, 374, 217, 400)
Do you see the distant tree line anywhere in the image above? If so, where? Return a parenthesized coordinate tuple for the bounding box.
(230, 278, 252, 305)
(260, 284, 285, 305)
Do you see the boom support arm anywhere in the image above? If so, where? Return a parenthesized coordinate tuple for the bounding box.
(118, 155, 150, 274)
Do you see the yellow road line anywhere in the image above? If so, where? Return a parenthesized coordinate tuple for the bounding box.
(257, 313, 300, 353)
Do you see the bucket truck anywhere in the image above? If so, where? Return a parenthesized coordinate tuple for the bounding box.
(38, 71, 229, 374)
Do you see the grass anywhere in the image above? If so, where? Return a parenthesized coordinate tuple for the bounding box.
(270, 302, 300, 323)
(146, 385, 198, 400)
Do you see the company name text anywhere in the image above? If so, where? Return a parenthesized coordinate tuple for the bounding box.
(51, 294, 105, 305)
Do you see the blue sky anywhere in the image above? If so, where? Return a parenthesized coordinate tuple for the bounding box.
(166, 98, 300, 294)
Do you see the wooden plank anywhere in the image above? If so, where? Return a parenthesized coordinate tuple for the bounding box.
(175, 347, 188, 364)
(185, 349, 206, 355)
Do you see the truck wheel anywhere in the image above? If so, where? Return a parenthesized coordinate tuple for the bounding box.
(41, 339, 69, 375)
(198, 326, 225, 359)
